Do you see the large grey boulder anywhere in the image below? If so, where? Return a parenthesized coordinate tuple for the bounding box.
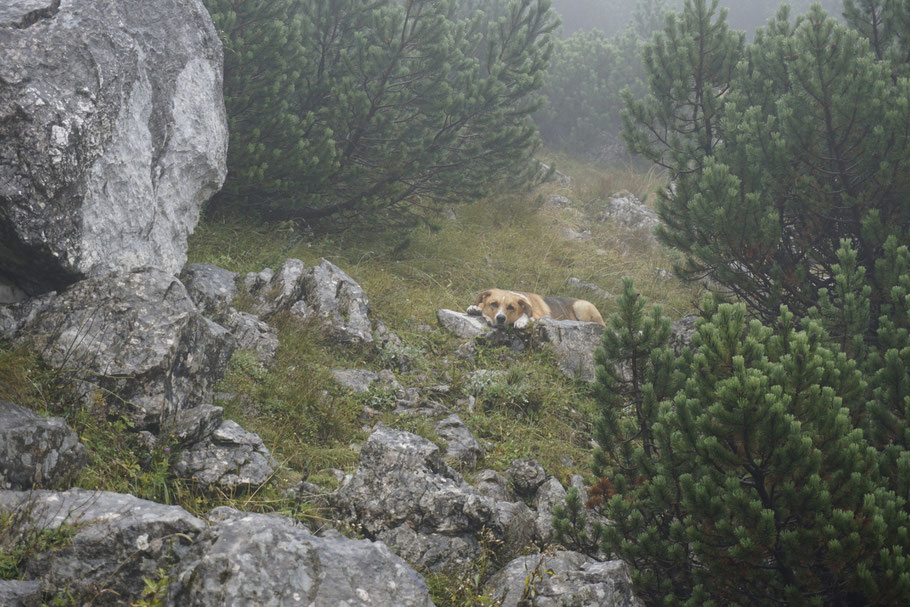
(0, 0, 227, 295)
(166, 509, 435, 607)
(9, 268, 235, 431)
(0, 488, 206, 606)
(534, 318, 605, 382)
(486, 551, 643, 607)
(173, 420, 275, 489)
(0, 401, 87, 490)
(334, 424, 499, 571)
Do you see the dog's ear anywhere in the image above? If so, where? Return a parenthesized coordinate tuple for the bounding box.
(517, 296, 532, 317)
(474, 290, 492, 306)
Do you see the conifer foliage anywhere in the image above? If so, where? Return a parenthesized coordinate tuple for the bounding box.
(203, 0, 557, 228)
(556, 256, 910, 604)
(623, 0, 910, 324)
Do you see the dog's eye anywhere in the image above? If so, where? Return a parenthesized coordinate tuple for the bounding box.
(507, 305, 514, 311)
(490, 302, 499, 308)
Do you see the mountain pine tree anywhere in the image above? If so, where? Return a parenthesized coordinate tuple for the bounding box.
(623, 1, 910, 323)
(557, 268, 910, 605)
(203, 0, 557, 229)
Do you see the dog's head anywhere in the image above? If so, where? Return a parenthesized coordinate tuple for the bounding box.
(474, 289, 532, 327)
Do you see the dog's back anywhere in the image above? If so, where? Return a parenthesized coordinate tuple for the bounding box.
(541, 295, 605, 325)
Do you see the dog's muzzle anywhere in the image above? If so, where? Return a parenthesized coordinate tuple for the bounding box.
(495, 313, 507, 325)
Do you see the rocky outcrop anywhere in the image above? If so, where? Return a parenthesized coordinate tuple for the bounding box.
(7, 268, 234, 431)
(166, 508, 435, 607)
(173, 420, 275, 489)
(0, 489, 206, 606)
(218, 309, 280, 365)
(533, 318, 605, 382)
(246, 258, 375, 344)
(180, 263, 279, 365)
(0, 0, 227, 296)
(290, 259, 373, 343)
(334, 424, 499, 571)
(486, 551, 642, 607)
(0, 401, 87, 490)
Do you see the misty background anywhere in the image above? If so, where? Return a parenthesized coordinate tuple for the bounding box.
(552, 0, 844, 37)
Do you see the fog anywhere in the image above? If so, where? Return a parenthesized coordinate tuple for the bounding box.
(551, 0, 844, 38)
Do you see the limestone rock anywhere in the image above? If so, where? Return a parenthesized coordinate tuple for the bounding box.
(10, 268, 234, 431)
(0, 0, 227, 295)
(506, 458, 547, 498)
(437, 308, 490, 338)
(219, 308, 279, 365)
(670, 314, 699, 354)
(179, 263, 237, 316)
(166, 510, 435, 607)
(486, 551, 643, 607)
(435, 414, 483, 469)
(163, 404, 223, 447)
(475, 469, 512, 502)
(334, 424, 499, 571)
(0, 401, 87, 490)
(0, 488, 205, 606)
(595, 191, 659, 238)
(376, 525, 479, 573)
(495, 499, 537, 557)
(533, 318, 605, 382)
(247, 258, 374, 344)
(534, 477, 568, 544)
(332, 369, 381, 394)
(0, 580, 41, 607)
(173, 420, 275, 489)
(290, 259, 373, 344)
(249, 259, 306, 318)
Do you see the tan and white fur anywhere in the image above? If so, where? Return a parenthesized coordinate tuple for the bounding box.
(467, 288, 605, 328)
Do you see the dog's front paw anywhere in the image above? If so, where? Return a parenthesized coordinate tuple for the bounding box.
(466, 305, 482, 316)
(513, 315, 530, 329)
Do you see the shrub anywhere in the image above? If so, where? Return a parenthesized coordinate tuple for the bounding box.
(556, 245, 910, 604)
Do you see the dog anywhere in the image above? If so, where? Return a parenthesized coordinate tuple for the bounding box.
(467, 288, 605, 328)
